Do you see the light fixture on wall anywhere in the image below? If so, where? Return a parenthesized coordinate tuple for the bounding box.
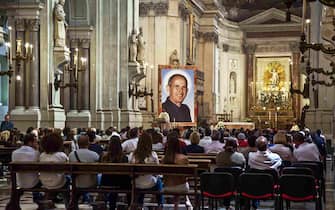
(129, 63, 153, 98)
(54, 46, 87, 91)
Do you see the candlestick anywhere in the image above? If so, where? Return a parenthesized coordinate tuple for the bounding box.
(151, 65, 154, 90)
(301, 0, 307, 33)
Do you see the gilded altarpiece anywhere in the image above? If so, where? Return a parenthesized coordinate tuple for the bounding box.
(249, 57, 295, 129)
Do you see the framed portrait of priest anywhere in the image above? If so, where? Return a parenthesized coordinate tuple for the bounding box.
(158, 65, 197, 126)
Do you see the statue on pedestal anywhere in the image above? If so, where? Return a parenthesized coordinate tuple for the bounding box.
(169, 49, 180, 65)
(54, 0, 67, 48)
(129, 29, 137, 62)
(136, 27, 146, 64)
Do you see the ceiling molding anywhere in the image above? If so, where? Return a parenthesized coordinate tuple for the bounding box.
(239, 7, 301, 25)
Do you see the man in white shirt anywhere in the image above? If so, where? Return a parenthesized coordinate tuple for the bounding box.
(69, 135, 99, 203)
(122, 127, 139, 153)
(293, 131, 320, 161)
(248, 136, 282, 171)
(12, 133, 41, 203)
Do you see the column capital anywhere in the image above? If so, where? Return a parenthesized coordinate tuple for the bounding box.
(243, 43, 257, 54)
(199, 31, 218, 44)
(139, 2, 168, 17)
(15, 19, 25, 32)
(80, 39, 90, 49)
(178, 3, 191, 21)
(27, 19, 40, 31)
(289, 41, 300, 53)
(70, 39, 80, 49)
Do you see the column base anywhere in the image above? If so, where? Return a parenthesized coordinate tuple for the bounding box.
(141, 111, 154, 129)
(48, 108, 66, 129)
(10, 108, 41, 131)
(66, 110, 91, 128)
(120, 109, 143, 128)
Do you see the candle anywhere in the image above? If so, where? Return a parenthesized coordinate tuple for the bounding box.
(301, 0, 307, 33)
(30, 44, 33, 56)
(16, 39, 22, 55)
(8, 26, 13, 64)
(144, 66, 148, 89)
(5, 42, 10, 65)
(24, 42, 29, 56)
(74, 48, 78, 66)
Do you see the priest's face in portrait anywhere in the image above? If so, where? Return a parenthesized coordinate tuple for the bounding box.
(167, 74, 188, 107)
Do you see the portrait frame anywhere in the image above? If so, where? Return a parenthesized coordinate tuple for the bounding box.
(158, 65, 197, 127)
(255, 56, 292, 108)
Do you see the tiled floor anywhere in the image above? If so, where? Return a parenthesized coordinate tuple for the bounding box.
(0, 161, 334, 210)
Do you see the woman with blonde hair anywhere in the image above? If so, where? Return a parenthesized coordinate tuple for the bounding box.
(269, 130, 294, 162)
(129, 131, 163, 207)
(185, 131, 204, 154)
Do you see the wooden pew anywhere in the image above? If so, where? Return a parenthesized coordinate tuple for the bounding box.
(6, 162, 199, 210)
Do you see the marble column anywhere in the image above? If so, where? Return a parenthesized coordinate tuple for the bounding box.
(27, 19, 40, 109)
(290, 42, 301, 121)
(14, 19, 25, 109)
(244, 43, 256, 117)
(69, 39, 78, 112)
(78, 39, 90, 111)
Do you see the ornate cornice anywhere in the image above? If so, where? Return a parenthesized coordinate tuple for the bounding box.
(139, 2, 169, 17)
(27, 19, 39, 31)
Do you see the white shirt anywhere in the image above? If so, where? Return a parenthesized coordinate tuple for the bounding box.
(69, 148, 99, 188)
(12, 146, 40, 188)
(248, 150, 282, 171)
(122, 137, 139, 153)
(204, 141, 225, 154)
(39, 152, 68, 189)
(293, 142, 320, 161)
(129, 151, 159, 189)
(199, 136, 212, 147)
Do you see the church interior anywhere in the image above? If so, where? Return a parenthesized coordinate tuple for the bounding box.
(0, 0, 335, 209)
(0, 0, 334, 137)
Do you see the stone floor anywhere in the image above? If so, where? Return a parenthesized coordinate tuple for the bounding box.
(0, 160, 334, 210)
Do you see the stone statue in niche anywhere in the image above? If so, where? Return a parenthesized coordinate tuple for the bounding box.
(169, 49, 180, 65)
(229, 72, 236, 94)
(270, 68, 280, 87)
(136, 27, 146, 64)
(54, 0, 67, 48)
(129, 29, 137, 62)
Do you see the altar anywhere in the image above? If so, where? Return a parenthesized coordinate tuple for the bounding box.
(221, 122, 255, 130)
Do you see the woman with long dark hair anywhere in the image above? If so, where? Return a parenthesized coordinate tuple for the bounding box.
(100, 135, 131, 210)
(163, 131, 191, 209)
(129, 131, 163, 208)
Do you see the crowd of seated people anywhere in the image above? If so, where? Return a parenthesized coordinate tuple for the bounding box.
(5, 120, 328, 209)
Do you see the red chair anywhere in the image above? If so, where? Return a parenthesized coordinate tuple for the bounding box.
(279, 174, 321, 210)
(200, 172, 236, 210)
